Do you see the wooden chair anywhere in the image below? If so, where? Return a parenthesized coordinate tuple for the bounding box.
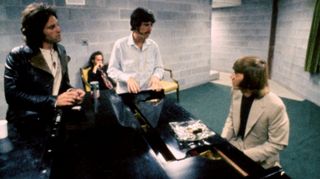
(160, 68, 180, 102)
(80, 67, 92, 92)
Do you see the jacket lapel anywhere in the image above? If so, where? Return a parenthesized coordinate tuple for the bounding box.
(29, 52, 52, 74)
(232, 90, 242, 135)
(56, 45, 68, 75)
(244, 98, 265, 138)
(29, 45, 69, 76)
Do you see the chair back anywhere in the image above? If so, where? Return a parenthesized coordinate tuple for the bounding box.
(80, 67, 92, 92)
(160, 68, 180, 102)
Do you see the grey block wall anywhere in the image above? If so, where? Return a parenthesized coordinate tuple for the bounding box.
(272, 0, 320, 105)
(211, 0, 272, 72)
(211, 0, 320, 106)
(0, 0, 212, 119)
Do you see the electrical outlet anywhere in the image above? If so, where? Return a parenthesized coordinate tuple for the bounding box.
(81, 40, 88, 46)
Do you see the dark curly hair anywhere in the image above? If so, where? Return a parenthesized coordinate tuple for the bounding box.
(130, 7, 155, 31)
(233, 56, 269, 98)
(87, 51, 104, 67)
(21, 3, 57, 49)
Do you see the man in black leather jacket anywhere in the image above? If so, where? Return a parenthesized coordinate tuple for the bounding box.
(3, 3, 85, 171)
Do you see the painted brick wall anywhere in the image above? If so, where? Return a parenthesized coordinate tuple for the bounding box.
(0, 0, 212, 118)
(211, 0, 272, 72)
(211, 0, 320, 106)
(272, 0, 320, 105)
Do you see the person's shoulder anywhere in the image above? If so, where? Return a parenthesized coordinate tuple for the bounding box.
(146, 38, 158, 45)
(230, 88, 241, 94)
(56, 43, 66, 50)
(115, 36, 129, 44)
(10, 45, 30, 53)
(6, 45, 34, 64)
(111, 36, 130, 50)
(9, 45, 34, 58)
(231, 88, 242, 100)
(145, 39, 160, 50)
(264, 92, 286, 108)
(55, 44, 67, 54)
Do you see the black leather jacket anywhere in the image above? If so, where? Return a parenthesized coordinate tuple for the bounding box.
(4, 44, 72, 123)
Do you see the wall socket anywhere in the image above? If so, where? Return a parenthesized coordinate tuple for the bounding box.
(81, 40, 88, 46)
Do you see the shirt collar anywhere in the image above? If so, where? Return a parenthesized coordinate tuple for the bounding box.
(128, 32, 151, 50)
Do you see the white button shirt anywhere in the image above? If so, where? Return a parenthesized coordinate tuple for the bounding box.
(108, 33, 164, 94)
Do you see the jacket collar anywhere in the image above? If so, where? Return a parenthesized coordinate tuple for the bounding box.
(128, 32, 151, 51)
(28, 44, 67, 75)
(29, 48, 52, 74)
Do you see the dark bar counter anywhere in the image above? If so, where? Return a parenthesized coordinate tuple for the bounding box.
(0, 90, 289, 179)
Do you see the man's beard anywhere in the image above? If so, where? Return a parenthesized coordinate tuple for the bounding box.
(138, 31, 150, 38)
(45, 35, 61, 44)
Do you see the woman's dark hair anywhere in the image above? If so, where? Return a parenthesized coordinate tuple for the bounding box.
(87, 51, 103, 67)
(130, 7, 155, 31)
(21, 3, 57, 49)
(233, 56, 269, 98)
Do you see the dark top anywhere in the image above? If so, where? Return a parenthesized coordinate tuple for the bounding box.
(88, 65, 115, 90)
(238, 95, 255, 139)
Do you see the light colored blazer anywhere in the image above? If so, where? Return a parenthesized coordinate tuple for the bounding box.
(221, 89, 290, 169)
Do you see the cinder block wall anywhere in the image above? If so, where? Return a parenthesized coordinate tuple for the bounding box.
(211, 0, 320, 106)
(0, 0, 212, 118)
(211, 0, 272, 72)
(272, 0, 320, 105)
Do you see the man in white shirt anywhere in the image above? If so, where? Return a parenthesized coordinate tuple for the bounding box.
(108, 7, 164, 95)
